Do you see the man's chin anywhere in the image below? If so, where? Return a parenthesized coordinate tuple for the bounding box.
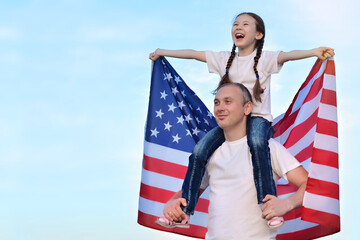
(217, 122, 228, 130)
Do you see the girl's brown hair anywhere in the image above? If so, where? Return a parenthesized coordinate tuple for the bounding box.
(215, 12, 265, 102)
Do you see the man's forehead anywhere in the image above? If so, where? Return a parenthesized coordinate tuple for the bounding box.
(215, 85, 243, 99)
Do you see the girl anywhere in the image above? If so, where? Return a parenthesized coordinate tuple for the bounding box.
(150, 12, 334, 229)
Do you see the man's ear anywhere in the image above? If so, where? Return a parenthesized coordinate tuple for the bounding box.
(244, 102, 253, 116)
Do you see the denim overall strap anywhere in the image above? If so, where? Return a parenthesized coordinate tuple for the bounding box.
(181, 126, 225, 215)
(247, 116, 276, 204)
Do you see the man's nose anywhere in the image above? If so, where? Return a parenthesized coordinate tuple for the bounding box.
(216, 103, 225, 112)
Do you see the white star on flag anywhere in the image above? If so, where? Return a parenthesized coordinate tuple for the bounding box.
(172, 134, 181, 143)
(192, 127, 200, 136)
(160, 91, 168, 100)
(150, 128, 159, 137)
(174, 76, 181, 84)
(178, 101, 186, 110)
(164, 121, 172, 131)
(177, 116, 185, 125)
(171, 87, 179, 95)
(185, 114, 193, 123)
(181, 90, 186, 97)
(168, 103, 176, 112)
(164, 73, 172, 81)
(155, 109, 164, 118)
(186, 129, 192, 136)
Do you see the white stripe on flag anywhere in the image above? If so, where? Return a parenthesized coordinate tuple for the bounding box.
(303, 192, 340, 216)
(274, 90, 321, 145)
(323, 74, 336, 91)
(318, 103, 337, 122)
(287, 125, 316, 156)
(313, 133, 338, 153)
(139, 196, 165, 217)
(144, 141, 191, 166)
(141, 168, 211, 201)
(290, 60, 326, 114)
(277, 217, 318, 234)
(308, 162, 339, 184)
(141, 169, 183, 192)
(139, 197, 208, 227)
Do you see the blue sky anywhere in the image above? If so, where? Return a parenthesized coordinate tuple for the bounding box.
(0, 0, 358, 239)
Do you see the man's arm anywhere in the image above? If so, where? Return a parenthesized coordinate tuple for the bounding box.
(149, 49, 207, 62)
(277, 47, 335, 65)
(261, 165, 308, 220)
(162, 189, 206, 221)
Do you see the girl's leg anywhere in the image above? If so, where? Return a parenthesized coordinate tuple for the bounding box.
(181, 126, 225, 215)
(247, 117, 276, 204)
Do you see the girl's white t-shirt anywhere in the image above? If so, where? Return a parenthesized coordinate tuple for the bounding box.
(206, 50, 283, 122)
(200, 137, 300, 240)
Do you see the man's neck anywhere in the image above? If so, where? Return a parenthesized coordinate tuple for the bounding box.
(223, 124, 247, 142)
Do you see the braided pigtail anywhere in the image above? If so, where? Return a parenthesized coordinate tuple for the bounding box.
(252, 38, 264, 102)
(214, 43, 237, 92)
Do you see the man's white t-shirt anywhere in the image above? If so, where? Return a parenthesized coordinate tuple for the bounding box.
(200, 136, 300, 240)
(206, 50, 283, 122)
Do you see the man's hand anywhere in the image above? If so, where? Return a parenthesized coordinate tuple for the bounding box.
(261, 195, 292, 220)
(163, 197, 188, 222)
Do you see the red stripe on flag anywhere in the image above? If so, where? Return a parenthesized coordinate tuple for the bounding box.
(143, 154, 187, 179)
(283, 207, 302, 221)
(302, 207, 340, 231)
(138, 210, 207, 239)
(140, 183, 175, 203)
(306, 178, 339, 200)
(324, 60, 335, 75)
(321, 89, 337, 106)
(317, 118, 338, 137)
(274, 59, 323, 129)
(276, 223, 339, 240)
(294, 142, 313, 163)
(283, 109, 318, 149)
(273, 108, 299, 137)
(303, 75, 323, 105)
(273, 76, 323, 139)
(277, 182, 298, 196)
(140, 183, 210, 213)
(312, 148, 338, 168)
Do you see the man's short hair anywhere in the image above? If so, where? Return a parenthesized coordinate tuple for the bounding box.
(217, 83, 253, 106)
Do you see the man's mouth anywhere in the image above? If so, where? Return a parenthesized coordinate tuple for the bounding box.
(217, 114, 228, 120)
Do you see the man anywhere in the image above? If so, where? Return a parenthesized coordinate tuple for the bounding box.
(160, 83, 308, 239)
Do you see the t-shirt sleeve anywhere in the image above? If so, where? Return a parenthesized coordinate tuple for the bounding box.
(205, 51, 230, 75)
(269, 139, 301, 181)
(261, 51, 283, 75)
(200, 164, 210, 189)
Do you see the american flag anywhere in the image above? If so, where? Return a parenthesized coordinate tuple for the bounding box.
(138, 57, 340, 239)
(273, 58, 340, 239)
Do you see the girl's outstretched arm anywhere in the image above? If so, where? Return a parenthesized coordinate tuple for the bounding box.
(149, 49, 206, 62)
(278, 47, 335, 65)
